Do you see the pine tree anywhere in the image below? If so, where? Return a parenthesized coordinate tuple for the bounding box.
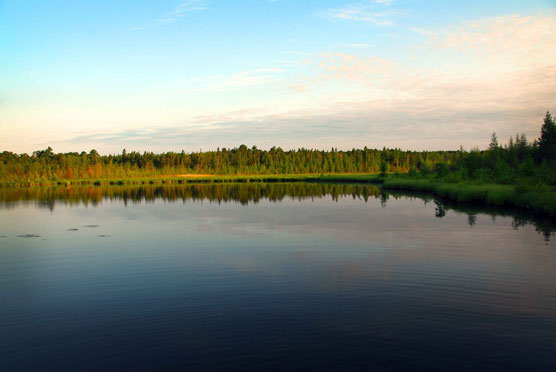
(488, 132, 499, 150)
(538, 111, 556, 161)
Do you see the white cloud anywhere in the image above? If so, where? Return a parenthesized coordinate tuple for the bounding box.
(424, 14, 556, 71)
(188, 68, 284, 93)
(282, 13, 556, 147)
(131, 0, 207, 30)
(319, 1, 405, 26)
(345, 43, 371, 49)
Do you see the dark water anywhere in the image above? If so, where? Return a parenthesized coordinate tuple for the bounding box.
(1, 183, 555, 371)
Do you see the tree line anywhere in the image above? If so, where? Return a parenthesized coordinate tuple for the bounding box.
(430, 111, 556, 186)
(1, 112, 555, 185)
(0, 146, 460, 183)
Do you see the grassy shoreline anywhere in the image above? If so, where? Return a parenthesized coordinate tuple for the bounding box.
(0, 173, 383, 188)
(381, 178, 556, 217)
(2, 173, 555, 217)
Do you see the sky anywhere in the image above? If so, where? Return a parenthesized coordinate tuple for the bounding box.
(1, 0, 555, 154)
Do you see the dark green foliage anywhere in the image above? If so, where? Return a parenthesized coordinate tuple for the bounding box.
(489, 132, 499, 151)
(434, 162, 449, 178)
(493, 159, 512, 184)
(423, 112, 556, 186)
(538, 111, 556, 161)
(380, 160, 388, 176)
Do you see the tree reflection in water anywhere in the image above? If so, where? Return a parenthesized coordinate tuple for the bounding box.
(1, 183, 554, 241)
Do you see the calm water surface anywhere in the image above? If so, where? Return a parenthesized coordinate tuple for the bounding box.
(1, 183, 555, 371)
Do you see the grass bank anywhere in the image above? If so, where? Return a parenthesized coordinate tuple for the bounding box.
(0, 173, 383, 188)
(381, 177, 556, 217)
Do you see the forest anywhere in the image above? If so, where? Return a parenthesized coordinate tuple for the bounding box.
(1, 112, 555, 186)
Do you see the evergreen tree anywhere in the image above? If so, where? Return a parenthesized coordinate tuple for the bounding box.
(488, 132, 499, 150)
(538, 111, 556, 161)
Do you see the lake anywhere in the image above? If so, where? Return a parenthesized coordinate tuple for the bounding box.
(1, 183, 555, 371)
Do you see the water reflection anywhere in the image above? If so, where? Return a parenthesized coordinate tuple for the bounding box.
(0, 183, 554, 240)
(1, 183, 556, 370)
(0, 183, 382, 207)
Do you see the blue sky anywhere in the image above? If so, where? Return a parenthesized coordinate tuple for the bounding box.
(1, 0, 555, 154)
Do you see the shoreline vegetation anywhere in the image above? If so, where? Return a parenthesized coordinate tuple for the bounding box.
(2, 112, 555, 216)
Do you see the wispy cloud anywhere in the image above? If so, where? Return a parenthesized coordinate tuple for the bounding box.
(131, 0, 207, 30)
(345, 43, 371, 49)
(282, 13, 556, 145)
(422, 14, 556, 71)
(319, 1, 405, 26)
(189, 68, 284, 92)
(62, 103, 548, 153)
